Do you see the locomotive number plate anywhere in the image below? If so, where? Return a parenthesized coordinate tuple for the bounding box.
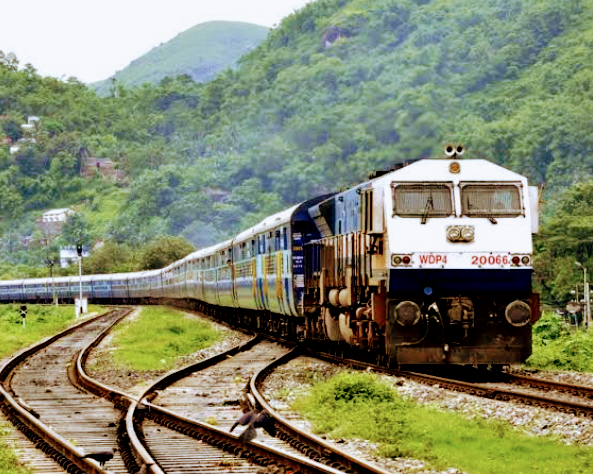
(414, 253, 513, 268)
(469, 253, 511, 267)
(418, 254, 448, 265)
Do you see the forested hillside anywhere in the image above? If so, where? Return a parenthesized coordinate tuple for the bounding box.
(1, 0, 593, 306)
(92, 21, 270, 95)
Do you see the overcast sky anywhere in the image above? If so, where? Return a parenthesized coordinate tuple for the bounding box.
(0, 0, 312, 83)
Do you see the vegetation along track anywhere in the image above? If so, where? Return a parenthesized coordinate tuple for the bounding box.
(127, 335, 392, 474)
(309, 350, 593, 418)
(0, 307, 133, 474)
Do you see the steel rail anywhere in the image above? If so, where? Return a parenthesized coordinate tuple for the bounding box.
(250, 346, 393, 474)
(124, 336, 359, 474)
(123, 335, 264, 474)
(0, 308, 129, 474)
(308, 349, 593, 418)
(504, 372, 593, 400)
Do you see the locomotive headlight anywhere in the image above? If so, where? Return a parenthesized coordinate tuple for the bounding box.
(521, 256, 530, 265)
(460, 226, 475, 242)
(447, 225, 474, 242)
(394, 301, 421, 326)
(505, 300, 531, 327)
(391, 255, 412, 266)
(446, 226, 461, 242)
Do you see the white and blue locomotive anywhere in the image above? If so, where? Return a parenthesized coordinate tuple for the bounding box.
(0, 148, 539, 365)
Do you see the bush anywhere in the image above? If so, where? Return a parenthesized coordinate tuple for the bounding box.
(526, 311, 593, 371)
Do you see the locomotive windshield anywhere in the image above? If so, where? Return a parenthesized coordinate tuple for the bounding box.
(461, 183, 522, 219)
(392, 183, 453, 222)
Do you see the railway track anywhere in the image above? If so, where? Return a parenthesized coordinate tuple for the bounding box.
(8, 302, 591, 474)
(2, 306, 394, 474)
(0, 308, 133, 474)
(126, 336, 394, 474)
(503, 371, 593, 401)
(307, 350, 593, 418)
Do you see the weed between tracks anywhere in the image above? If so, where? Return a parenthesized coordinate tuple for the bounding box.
(293, 371, 593, 474)
(0, 421, 30, 474)
(107, 306, 225, 370)
(0, 304, 104, 360)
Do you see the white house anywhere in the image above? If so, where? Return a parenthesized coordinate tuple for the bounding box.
(60, 246, 90, 268)
(37, 208, 76, 241)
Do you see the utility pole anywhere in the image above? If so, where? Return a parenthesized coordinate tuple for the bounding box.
(576, 262, 590, 328)
(77, 244, 84, 317)
(45, 255, 57, 306)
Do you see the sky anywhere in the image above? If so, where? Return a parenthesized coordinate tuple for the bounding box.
(0, 0, 313, 83)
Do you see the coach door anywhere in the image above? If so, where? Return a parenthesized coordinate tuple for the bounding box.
(255, 234, 266, 310)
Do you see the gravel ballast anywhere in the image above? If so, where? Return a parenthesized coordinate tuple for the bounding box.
(261, 358, 593, 473)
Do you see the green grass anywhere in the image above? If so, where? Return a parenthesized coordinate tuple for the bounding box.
(77, 186, 129, 238)
(0, 422, 30, 474)
(292, 371, 593, 474)
(0, 304, 104, 359)
(526, 311, 593, 372)
(109, 306, 226, 370)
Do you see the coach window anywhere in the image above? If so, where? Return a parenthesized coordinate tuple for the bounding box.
(283, 227, 288, 250)
(275, 230, 281, 251)
(391, 183, 454, 224)
(460, 183, 523, 221)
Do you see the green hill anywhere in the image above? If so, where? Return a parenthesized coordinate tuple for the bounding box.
(92, 21, 269, 94)
(2, 0, 593, 304)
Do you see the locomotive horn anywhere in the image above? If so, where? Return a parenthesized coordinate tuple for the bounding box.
(455, 144, 465, 156)
(444, 144, 456, 157)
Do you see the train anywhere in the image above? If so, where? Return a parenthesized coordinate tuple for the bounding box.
(0, 146, 540, 367)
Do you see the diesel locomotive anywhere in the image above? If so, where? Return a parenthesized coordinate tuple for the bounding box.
(0, 147, 540, 366)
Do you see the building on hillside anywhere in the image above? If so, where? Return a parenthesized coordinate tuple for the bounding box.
(37, 208, 76, 243)
(82, 157, 126, 182)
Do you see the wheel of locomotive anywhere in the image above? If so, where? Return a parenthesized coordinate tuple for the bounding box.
(489, 364, 505, 373)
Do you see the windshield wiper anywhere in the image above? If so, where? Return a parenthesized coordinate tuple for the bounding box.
(474, 212, 497, 224)
(421, 196, 433, 225)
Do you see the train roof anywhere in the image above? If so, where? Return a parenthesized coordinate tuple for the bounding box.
(184, 248, 209, 262)
(196, 238, 234, 259)
(22, 278, 51, 285)
(245, 204, 300, 237)
(374, 158, 526, 183)
(0, 279, 24, 286)
(235, 194, 336, 243)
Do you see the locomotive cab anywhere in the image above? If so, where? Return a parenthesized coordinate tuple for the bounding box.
(383, 156, 539, 365)
(302, 149, 539, 367)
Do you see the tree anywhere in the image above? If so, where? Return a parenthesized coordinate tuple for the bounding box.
(60, 213, 92, 249)
(82, 241, 131, 274)
(137, 235, 194, 270)
(534, 181, 593, 305)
